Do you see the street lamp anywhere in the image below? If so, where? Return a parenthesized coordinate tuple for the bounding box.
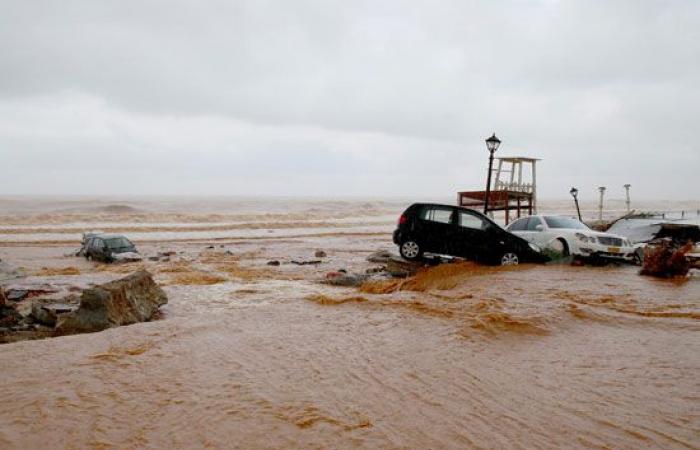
(483, 133, 501, 214)
(570, 187, 582, 221)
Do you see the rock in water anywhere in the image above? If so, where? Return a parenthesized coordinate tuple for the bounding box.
(56, 270, 167, 334)
(315, 250, 327, 258)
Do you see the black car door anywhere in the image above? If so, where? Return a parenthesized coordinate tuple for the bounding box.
(88, 238, 101, 259)
(455, 210, 492, 261)
(415, 205, 456, 254)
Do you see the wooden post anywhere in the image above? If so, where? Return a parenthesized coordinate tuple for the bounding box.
(495, 159, 504, 191)
(531, 160, 537, 214)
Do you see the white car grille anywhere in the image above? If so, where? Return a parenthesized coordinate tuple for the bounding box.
(598, 236, 623, 246)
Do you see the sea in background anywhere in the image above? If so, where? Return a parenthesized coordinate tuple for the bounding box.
(0, 196, 698, 243)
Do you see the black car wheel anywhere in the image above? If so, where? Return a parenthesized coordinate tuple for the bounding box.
(400, 240, 422, 261)
(500, 252, 520, 266)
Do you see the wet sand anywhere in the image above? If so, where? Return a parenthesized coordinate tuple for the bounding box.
(0, 200, 699, 449)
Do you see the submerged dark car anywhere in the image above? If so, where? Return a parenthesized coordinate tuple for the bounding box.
(392, 203, 547, 265)
(83, 234, 138, 263)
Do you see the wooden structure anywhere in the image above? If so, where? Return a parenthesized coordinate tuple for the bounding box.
(458, 157, 540, 225)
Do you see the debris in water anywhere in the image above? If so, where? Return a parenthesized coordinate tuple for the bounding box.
(640, 240, 692, 278)
(291, 260, 323, 265)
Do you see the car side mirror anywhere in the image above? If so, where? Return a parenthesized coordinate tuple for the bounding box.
(535, 224, 544, 231)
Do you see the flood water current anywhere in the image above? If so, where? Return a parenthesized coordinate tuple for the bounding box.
(0, 197, 698, 449)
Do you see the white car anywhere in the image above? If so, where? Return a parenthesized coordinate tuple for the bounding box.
(505, 215, 636, 262)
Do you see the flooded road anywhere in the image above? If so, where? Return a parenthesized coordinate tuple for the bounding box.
(0, 199, 699, 449)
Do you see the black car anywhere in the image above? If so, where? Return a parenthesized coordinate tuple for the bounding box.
(392, 203, 547, 265)
(83, 234, 137, 263)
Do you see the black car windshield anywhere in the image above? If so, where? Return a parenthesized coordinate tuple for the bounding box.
(544, 216, 589, 230)
(105, 237, 133, 249)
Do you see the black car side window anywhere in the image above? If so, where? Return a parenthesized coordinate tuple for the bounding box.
(459, 211, 487, 230)
(420, 207, 453, 224)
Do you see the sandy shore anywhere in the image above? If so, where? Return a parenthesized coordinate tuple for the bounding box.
(0, 201, 699, 449)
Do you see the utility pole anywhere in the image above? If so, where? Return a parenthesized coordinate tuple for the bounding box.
(623, 184, 631, 213)
(598, 186, 606, 221)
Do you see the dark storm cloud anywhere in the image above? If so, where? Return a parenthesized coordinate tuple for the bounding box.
(0, 0, 698, 197)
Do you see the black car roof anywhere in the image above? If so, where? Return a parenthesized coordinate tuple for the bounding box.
(93, 233, 130, 240)
(409, 202, 489, 216)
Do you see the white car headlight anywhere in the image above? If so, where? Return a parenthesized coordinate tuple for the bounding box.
(575, 233, 590, 243)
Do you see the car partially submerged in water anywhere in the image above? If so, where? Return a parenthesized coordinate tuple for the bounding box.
(607, 216, 700, 265)
(505, 215, 635, 263)
(81, 233, 141, 263)
(392, 203, 547, 265)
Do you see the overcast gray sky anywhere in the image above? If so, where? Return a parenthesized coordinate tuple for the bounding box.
(1, 0, 698, 199)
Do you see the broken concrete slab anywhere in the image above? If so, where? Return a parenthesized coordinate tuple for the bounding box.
(386, 257, 423, 278)
(367, 250, 393, 264)
(0, 305, 22, 328)
(6, 289, 28, 302)
(56, 270, 168, 334)
(323, 272, 370, 287)
(291, 260, 323, 266)
(31, 301, 78, 327)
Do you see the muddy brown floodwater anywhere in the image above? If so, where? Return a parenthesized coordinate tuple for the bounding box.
(0, 202, 699, 449)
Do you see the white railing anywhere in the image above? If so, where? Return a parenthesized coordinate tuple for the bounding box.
(494, 180, 534, 193)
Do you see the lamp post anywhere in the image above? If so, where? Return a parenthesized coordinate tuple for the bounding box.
(598, 186, 606, 221)
(483, 133, 501, 214)
(570, 187, 582, 221)
(623, 184, 631, 213)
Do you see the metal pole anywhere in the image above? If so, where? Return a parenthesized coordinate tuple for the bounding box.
(598, 186, 606, 221)
(574, 196, 582, 222)
(484, 151, 495, 214)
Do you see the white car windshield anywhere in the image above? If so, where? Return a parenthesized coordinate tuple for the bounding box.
(544, 216, 589, 230)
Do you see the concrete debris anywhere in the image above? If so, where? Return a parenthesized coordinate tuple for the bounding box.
(31, 300, 78, 327)
(323, 272, 370, 287)
(366, 250, 393, 264)
(0, 305, 23, 328)
(6, 289, 28, 302)
(56, 270, 168, 334)
(386, 257, 423, 278)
